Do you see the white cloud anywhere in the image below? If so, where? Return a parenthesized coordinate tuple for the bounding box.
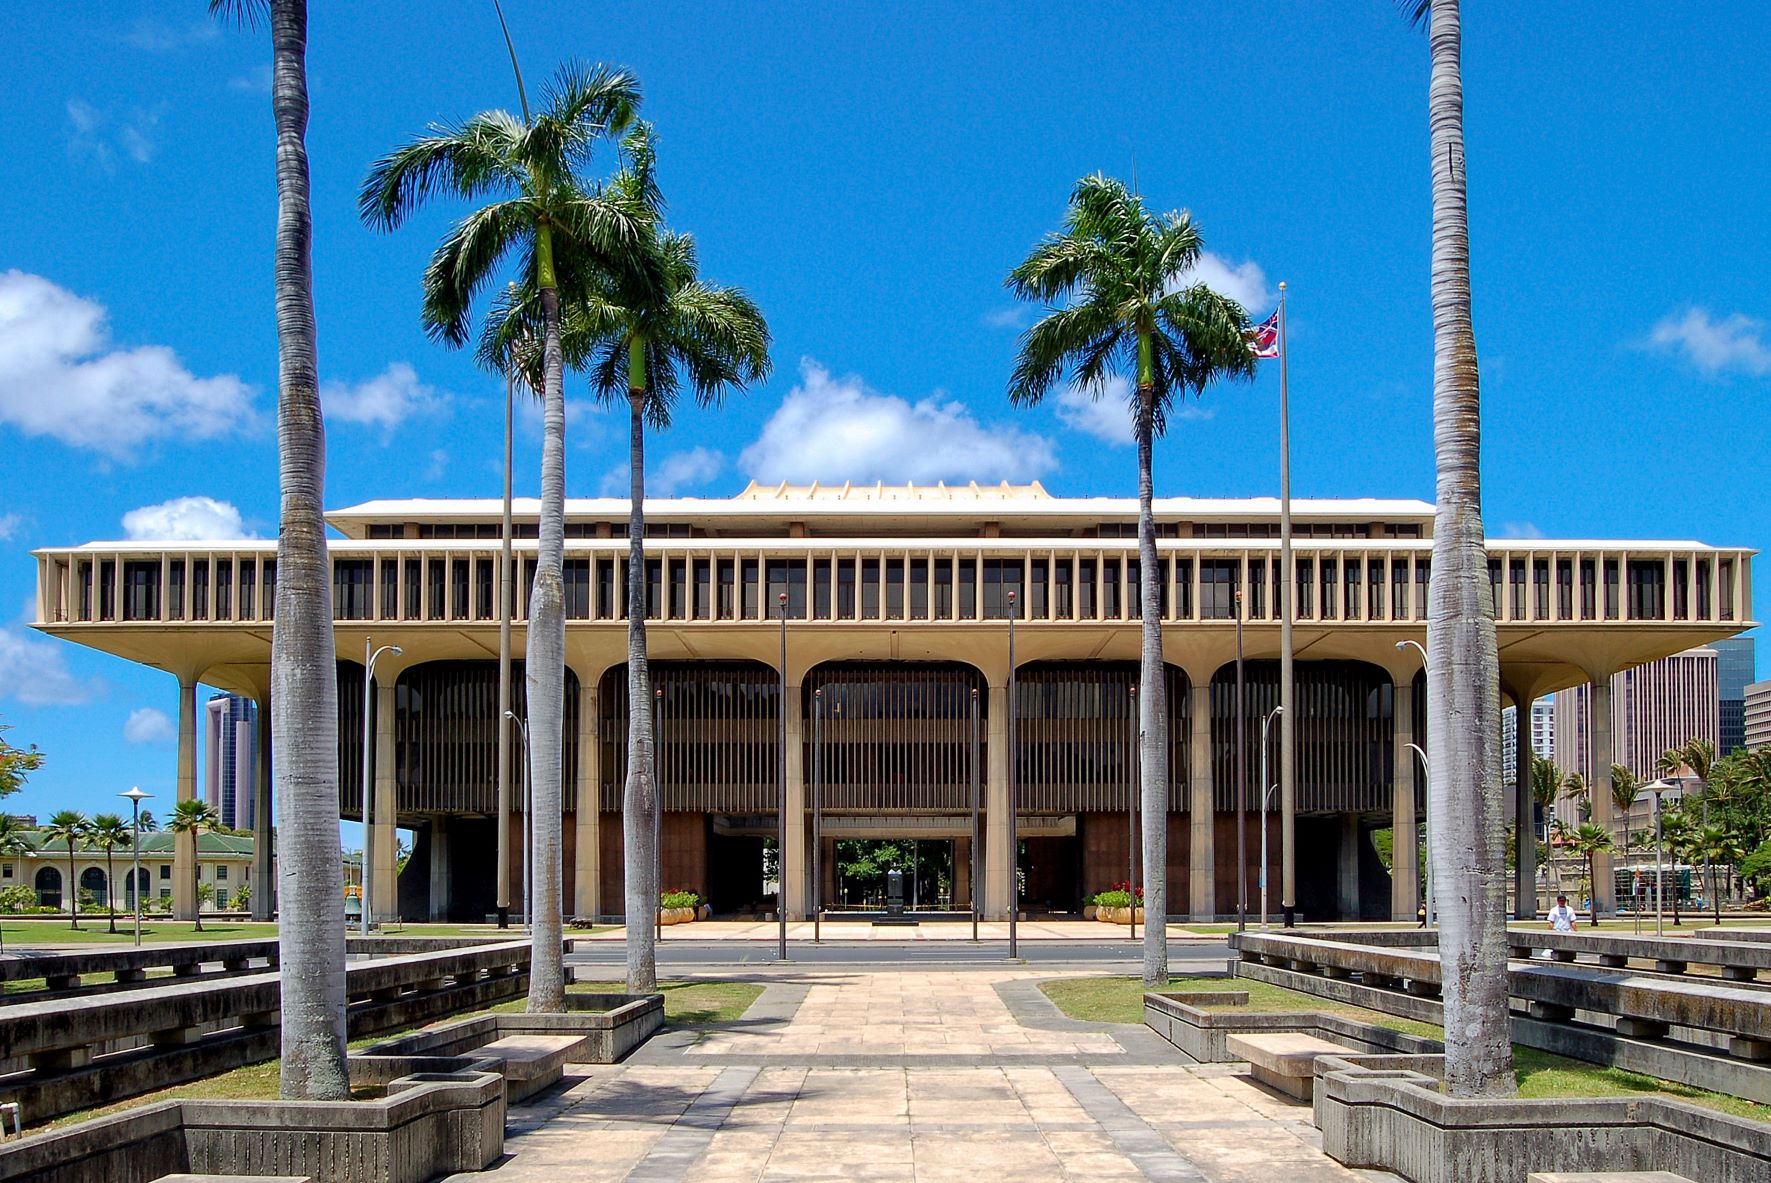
(0, 271, 256, 459)
(1054, 375, 1213, 446)
(0, 627, 101, 706)
(0, 513, 20, 542)
(123, 707, 175, 745)
(123, 496, 249, 541)
(1498, 521, 1545, 540)
(982, 306, 1030, 331)
(122, 19, 220, 52)
(66, 99, 161, 169)
(1646, 308, 1771, 378)
(321, 362, 448, 435)
(601, 446, 726, 497)
(739, 360, 1058, 485)
(425, 448, 449, 481)
(1173, 251, 1272, 314)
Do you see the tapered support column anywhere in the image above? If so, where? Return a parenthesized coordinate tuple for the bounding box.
(173, 677, 198, 920)
(1391, 682, 1419, 921)
(985, 682, 1013, 920)
(573, 683, 601, 920)
(252, 698, 273, 920)
(954, 837, 972, 909)
(782, 683, 807, 919)
(821, 837, 838, 906)
(427, 817, 451, 921)
(1188, 681, 1215, 921)
(1589, 675, 1616, 914)
(370, 673, 399, 921)
(1338, 813, 1360, 919)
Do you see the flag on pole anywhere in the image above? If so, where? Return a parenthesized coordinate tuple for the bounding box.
(1246, 310, 1280, 359)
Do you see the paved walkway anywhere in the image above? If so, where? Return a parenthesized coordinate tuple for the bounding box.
(570, 919, 1231, 942)
(455, 969, 1397, 1182)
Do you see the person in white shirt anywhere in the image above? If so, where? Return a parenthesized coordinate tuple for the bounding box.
(1547, 893, 1578, 933)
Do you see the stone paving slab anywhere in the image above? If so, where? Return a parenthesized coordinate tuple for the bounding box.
(568, 920, 1223, 942)
(442, 969, 1398, 1182)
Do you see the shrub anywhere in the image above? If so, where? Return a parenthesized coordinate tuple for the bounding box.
(1092, 881, 1145, 909)
(659, 890, 701, 910)
(0, 884, 40, 912)
(230, 884, 252, 911)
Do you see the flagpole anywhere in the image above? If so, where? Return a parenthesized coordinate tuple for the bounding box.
(1276, 282, 1297, 928)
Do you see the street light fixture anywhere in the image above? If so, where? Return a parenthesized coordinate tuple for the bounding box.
(1259, 706, 1282, 929)
(504, 710, 532, 932)
(777, 592, 789, 961)
(1006, 588, 1018, 961)
(1395, 640, 1432, 927)
(361, 640, 402, 937)
(120, 786, 152, 947)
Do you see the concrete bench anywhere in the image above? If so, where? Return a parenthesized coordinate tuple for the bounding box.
(155, 1176, 314, 1182)
(1224, 1031, 1352, 1101)
(1506, 930, 1771, 981)
(472, 1033, 586, 1102)
(1527, 1173, 1696, 1182)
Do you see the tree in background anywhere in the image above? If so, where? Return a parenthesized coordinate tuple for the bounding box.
(1005, 172, 1253, 984)
(0, 722, 43, 799)
(43, 811, 90, 930)
(169, 799, 221, 933)
(1692, 822, 1744, 925)
(209, 0, 347, 1101)
(1657, 805, 1697, 925)
(1610, 764, 1641, 857)
(88, 814, 132, 934)
(363, 57, 652, 1010)
(1564, 822, 1615, 927)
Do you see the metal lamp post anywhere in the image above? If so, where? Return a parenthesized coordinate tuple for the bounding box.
(1129, 684, 1139, 943)
(1006, 589, 1018, 961)
(1643, 779, 1673, 937)
(654, 686, 663, 942)
(777, 592, 789, 961)
(812, 688, 823, 944)
(1395, 639, 1431, 926)
(1235, 589, 1246, 932)
(970, 687, 980, 942)
(361, 640, 403, 937)
(504, 711, 532, 932)
(1259, 706, 1282, 929)
(120, 786, 152, 947)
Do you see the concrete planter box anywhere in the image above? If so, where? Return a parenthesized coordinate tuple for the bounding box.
(1315, 1054, 1771, 1183)
(1143, 990, 1440, 1065)
(1098, 907, 1145, 925)
(0, 1068, 504, 1183)
(658, 908, 697, 927)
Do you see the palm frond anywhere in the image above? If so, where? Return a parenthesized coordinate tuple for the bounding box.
(419, 198, 537, 346)
(207, 0, 265, 28)
(358, 113, 525, 231)
(1399, 0, 1432, 31)
(524, 62, 641, 178)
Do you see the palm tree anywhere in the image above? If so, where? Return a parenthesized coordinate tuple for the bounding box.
(484, 125, 771, 994)
(1610, 764, 1641, 860)
(1692, 822, 1743, 926)
(43, 811, 90, 931)
(1400, 0, 1513, 1096)
(168, 800, 220, 933)
(1658, 805, 1696, 926)
(1005, 173, 1254, 984)
(1564, 822, 1615, 928)
(362, 62, 651, 1012)
(1562, 770, 1591, 822)
(1529, 754, 1560, 828)
(89, 814, 131, 934)
(135, 809, 159, 833)
(209, 0, 347, 1102)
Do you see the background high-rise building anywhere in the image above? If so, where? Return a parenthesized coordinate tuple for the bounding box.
(1746, 680, 1771, 752)
(1711, 635, 1756, 755)
(1503, 698, 1555, 788)
(1554, 647, 1720, 784)
(204, 694, 257, 830)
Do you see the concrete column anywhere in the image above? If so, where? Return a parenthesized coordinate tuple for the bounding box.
(233, 717, 253, 830)
(1391, 681, 1419, 921)
(821, 837, 838, 907)
(954, 836, 972, 909)
(370, 673, 399, 921)
(1188, 681, 1215, 921)
(173, 677, 197, 920)
(1338, 812, 1360, 919)
(782, 682, 807, 919)
(985, 682, 1013, 919)
(573, 684, 601, 920)
(1589, 675, 1616, 914)
(251, 697, 273, 920)
(427, 817, 450, 921)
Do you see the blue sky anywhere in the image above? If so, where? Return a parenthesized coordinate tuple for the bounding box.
(2, 3, 1767, 824)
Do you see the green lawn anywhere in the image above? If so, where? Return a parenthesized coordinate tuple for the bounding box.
(1040, 973, 1770, 1122)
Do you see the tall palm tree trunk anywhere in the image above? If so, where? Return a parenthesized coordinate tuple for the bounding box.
(66, 843, 78, 930)
(624, 367, 658, 994)
(193, 855, 206, 932)
(267, 0, 348, 1101)
(524, 267, 568, 1012)
(1424, 0, 1513, 1097)
(105, 850, 117, 933)
(1136, 381, 1168, 985)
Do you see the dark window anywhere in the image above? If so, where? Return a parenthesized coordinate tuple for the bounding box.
(476, 558, 496, 620)
(957, 557, 976, 619)
(427, 559, 446, 619)
(813, 558, 832, 619)
(741, 559, 759, 619)
(982, 559, 1022, 618)
(1415, 560, 1430, 617)
(1367, 560, 1383, 619)
(645, 558, 663, 618)
(694, 559, 713, 619)
(1201, 560, 1237, 619)
(168, 560, 186, 621)
(1028, 559, 1048, 619)
(333, 560, 372, 620)
(1672, 559, 1689, 620)
(1579, 559, 1596, 620)
(767, 559, 807, 618)
(1319, 558, 1337, 619)
(78, 560, 93, 621)
(1626, 560, 1664, 620)
(1103, 559, 1123, 618)
(669, 558, 687, 619)
(1533, 559, 1550, 620)
(97, 559, 116, 620)
(405, 559, 422, 619)
(450, 558, 469, 620)
(884, 558, 904, 618)
(1509, 559, 1526, 619)
(1392, 560, 1409, 620)
(1556, 559, 1573, 619)
(1250, 558, 1268, 619)
(215, 560, 232, 619)
(564, 559, 589, 619)
(381, 559, 399, 619)
(909, 558, 929, 618)
(860, 559, 880, 617)
(1604, 559, 1620, 619)
(239, 562, 256, 619)
(123, 561, 160, 621)
(1296, 558, 1313, 619)
(1077, 559, 1096, 619)
(1696, 559, 1712, 620)
(1488, 559, 1503, 617)
(1344, 559, 1362, 620)
(1174, 558, 1193, 619)
(1053, 559, 1072, 618)
(838, 559, 858, 619)
(716, 559, 735, 619)
(1722, 558, 1736, 620)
